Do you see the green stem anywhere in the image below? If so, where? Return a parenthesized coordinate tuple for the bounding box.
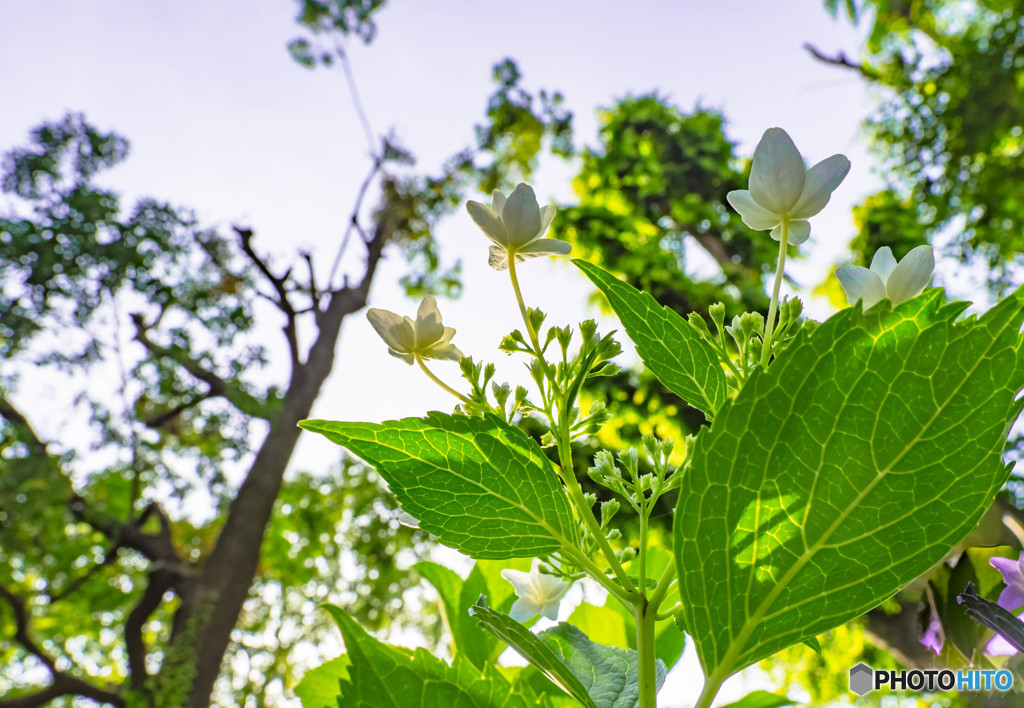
(635, 600, 658, 708)
(557, 425, 638, 598)
(694, 669, 728, 708)
(759, 217, 790, 368)
(508, 256, 636, 601)
(508, 257, 547, 367)
(415, 356, 472, 404)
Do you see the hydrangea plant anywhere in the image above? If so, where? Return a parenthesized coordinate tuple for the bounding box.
(297, 128, 1024, 708)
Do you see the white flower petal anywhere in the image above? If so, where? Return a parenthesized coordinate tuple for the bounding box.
(491, 189, 507, 216)
(749, 128, 806, 214)
(415, 295, 445, 344)
(788, 220, 811, 245)
(836, 264, 887, 308)
(487, 244, 510, 271)
(885, 245, 935, 305)
(386, 348, 415, 365)
(726, 190, 780, 231)
(466, 201, 508, 246)
(517, 239, 573, 258)
(790, 154, 851, 219)
(366, 308, 416, 352)
(869, 247, 898, 281)
(769, 220, 810, 245)
(423, 341, 463, 362)
(508, 597, 539, 622)
(501, 183, 542, 248)
(538, 204, 556, 241)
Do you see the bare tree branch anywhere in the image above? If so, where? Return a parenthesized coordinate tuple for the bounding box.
(130, 313, 270, 420)
(235, 226, 302, 369)
(0, 584, 124, 708)
(327, 154, 383, 292)
(0, 395, 49, 459)
(804, 42, 882, 81)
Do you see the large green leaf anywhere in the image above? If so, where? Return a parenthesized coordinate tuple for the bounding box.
(469, 598, 599, 708)
(415, 561, 506, 668)
(541, 623, 666, 708)
(299, 413, 575, 559)
(929, 546, 1015, 665)
(718, 691, 793, 708)
(675, 288, 1024, 679)
(574, 259, 726, 418)
(294, 656, 350, 708)
(322, 604, 534, 708)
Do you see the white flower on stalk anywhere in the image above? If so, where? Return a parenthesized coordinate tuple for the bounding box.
(835, 245, 935, 309)
(501, 559, 571, 622)
(726, 128, 851, 246)
(365, 295, 463, 365)
(466, 183, 572, 270)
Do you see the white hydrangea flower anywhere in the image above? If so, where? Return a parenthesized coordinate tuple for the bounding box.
(726, 128, 850, 246)
(466, 183, 572, 270)
(365, 295, 463, 365)
(835, 245, 935, 309)
(501, 559, 571, 622)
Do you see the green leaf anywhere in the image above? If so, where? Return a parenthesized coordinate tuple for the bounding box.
(415, 561, 499, 668)
(929, 546, 1016, 664)
(718, 690, 794, 708)
(574, 259, 726, 418)
(801, 637, 821, 655)
(299, 413, 576, 559)
(322, 604, 532, 708)
(294, 655, 350, 708)
(540, 623, 666, 708)
(469, 598, 599, 708)
(675, 288, 1024, 679)
(958, 582, 1024, 654)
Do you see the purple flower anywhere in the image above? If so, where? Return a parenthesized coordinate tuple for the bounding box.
(920, 614, 944, 655)
(986, 553, 1024, 655)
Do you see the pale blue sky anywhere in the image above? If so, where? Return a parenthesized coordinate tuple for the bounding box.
(0, 1, 874, 704)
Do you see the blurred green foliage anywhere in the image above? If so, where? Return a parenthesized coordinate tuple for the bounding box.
(826, 0, 1024, 293)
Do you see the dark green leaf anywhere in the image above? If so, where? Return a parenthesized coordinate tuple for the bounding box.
(469, 598, 599, 708)
(676, 288, 1024, 677)
(540, 622, 666, 708)
(299, 413, 576, 559)
(718, 690, 794, 708)
(322, 604, 532, 707)
(574, 260, 726, 418)
(958, 582, 1024, 655)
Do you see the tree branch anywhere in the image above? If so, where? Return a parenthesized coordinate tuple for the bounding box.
(0, 395, 49, 459)
(804, 42, 882, 81)
(0, 584, 124, 708)
(130, 313, 270, 420)
(235, 226, 302, 369)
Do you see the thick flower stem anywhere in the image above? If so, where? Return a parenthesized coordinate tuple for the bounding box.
(557, 424, 638, 599)
(760, 217, 790, 368)
(694, 670, 727, 708)
(415, 356, 472, 404)
(636, 600, 658, 708)
(508, 257, 637, 602)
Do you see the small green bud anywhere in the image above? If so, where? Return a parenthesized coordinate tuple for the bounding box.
(579, 319, 598, 348)
(708, 302, 726, 335)
(618, 448, 639, 479)
(687, 312, 713, 341)
(492, 382, 511, 409)
(600, 499, 621, 524)
(592, 449, 619, 479)
(740, 311, 764, 337)
(528, 307, 547, 333)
